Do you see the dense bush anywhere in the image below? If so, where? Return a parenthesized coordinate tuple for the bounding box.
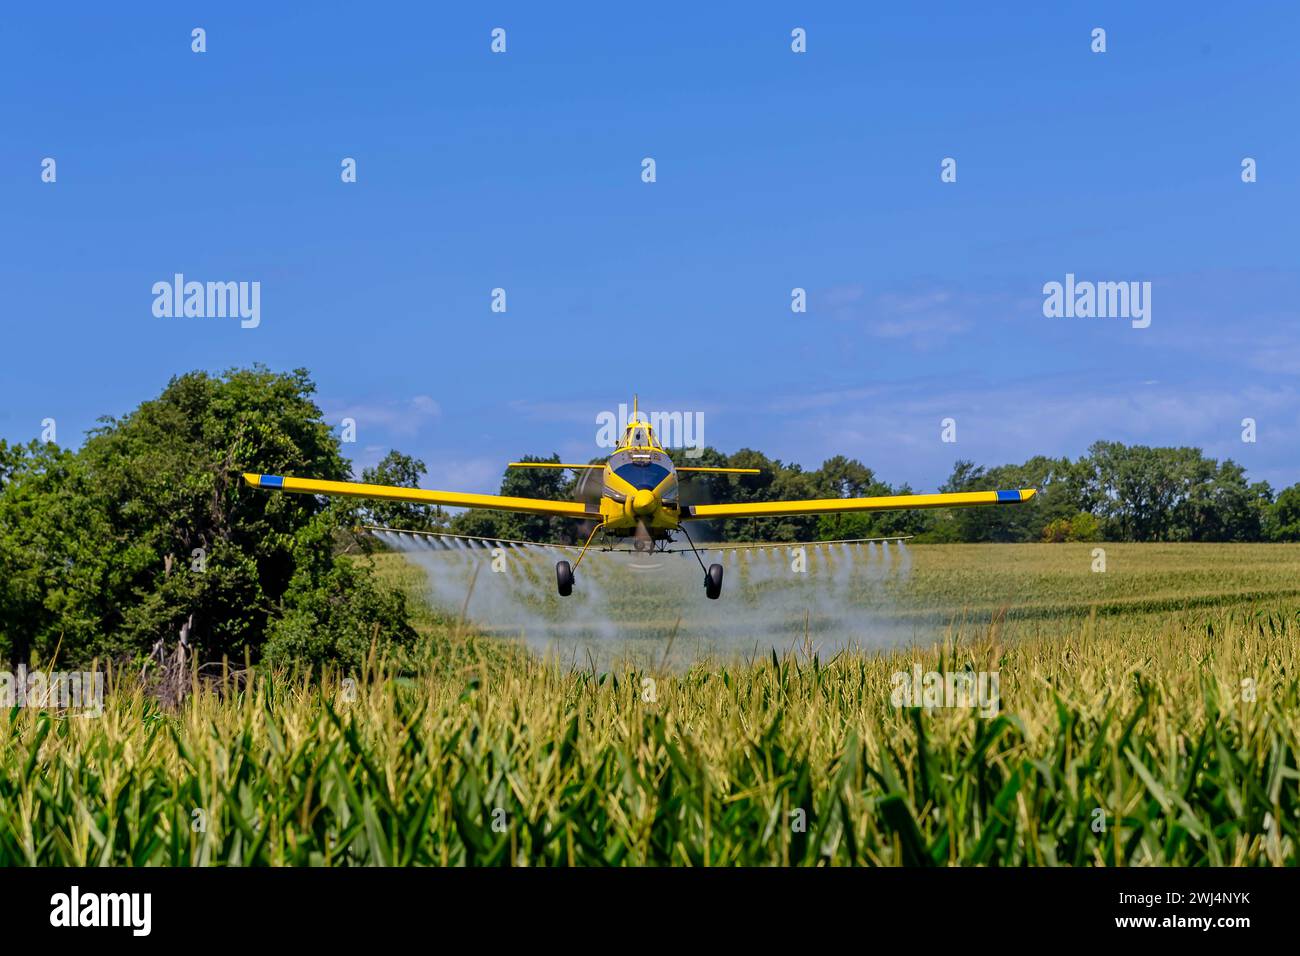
(1042, 512, 1102, 543)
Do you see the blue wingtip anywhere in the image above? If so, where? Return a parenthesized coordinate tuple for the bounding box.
(996, 489, 1022, 503)
(260, 474, 284, 488)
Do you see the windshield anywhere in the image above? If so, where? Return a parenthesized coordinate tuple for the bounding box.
(612, 461, 671, 490)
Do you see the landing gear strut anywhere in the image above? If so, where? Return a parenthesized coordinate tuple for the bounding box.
(678, 523, 724, 599)
(556, 522, 606, 597)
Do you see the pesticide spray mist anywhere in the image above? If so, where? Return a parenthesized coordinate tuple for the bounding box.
(375, 531, 923, 669)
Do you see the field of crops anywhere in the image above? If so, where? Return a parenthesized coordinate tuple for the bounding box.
(1, 543, 1297, 865)
(375, 539, 1300, 666)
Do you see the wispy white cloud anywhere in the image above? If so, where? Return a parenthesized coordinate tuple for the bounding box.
(814, 281, 1033, 347)
(320, 394, 442, 438)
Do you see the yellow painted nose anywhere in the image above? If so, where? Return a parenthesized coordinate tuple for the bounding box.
(631, 489, 658, 515)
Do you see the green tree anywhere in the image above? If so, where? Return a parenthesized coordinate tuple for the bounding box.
(0, 366, 416, 669)
(1266, 483, 1300, 541)
(1077, 442, 1265, 541)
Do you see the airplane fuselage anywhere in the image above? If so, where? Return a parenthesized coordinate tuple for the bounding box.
(597, 446, 681, 537)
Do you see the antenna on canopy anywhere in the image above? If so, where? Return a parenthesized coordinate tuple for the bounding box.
(632, 394, 639, 422)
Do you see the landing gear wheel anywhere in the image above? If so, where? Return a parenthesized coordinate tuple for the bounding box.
(704, 563, 723, 600)
(556, 560, 574, 596)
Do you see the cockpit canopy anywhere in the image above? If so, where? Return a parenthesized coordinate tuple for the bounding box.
(619, 416, 663, 451)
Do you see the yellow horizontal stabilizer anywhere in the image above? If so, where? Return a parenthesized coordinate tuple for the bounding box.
(243, 473, 599, 519)
(507, 462, 605, 470)
(684, 488, 1036, 521)
(676, 466, 762, 475)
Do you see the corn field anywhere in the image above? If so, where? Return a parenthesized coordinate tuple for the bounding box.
(2, 597, 1296, 865)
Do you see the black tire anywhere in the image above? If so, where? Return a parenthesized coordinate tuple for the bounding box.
(705, 563, 723, 600)
(556, 560, 574, 596)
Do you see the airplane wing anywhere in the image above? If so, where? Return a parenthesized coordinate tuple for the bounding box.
(243, 473, 601, 519)
(683, 488, 1036, 520)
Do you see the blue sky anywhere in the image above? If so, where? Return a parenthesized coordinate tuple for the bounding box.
(3, 2, 1297, 493)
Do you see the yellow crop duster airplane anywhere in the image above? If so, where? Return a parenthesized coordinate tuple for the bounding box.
(244, 399, 1035, 599)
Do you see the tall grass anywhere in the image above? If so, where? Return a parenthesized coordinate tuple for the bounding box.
(2, 604, 1296, 865)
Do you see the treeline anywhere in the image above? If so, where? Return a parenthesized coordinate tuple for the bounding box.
(4, 365, 1297, 669)
(371, 443, 1300, 546)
